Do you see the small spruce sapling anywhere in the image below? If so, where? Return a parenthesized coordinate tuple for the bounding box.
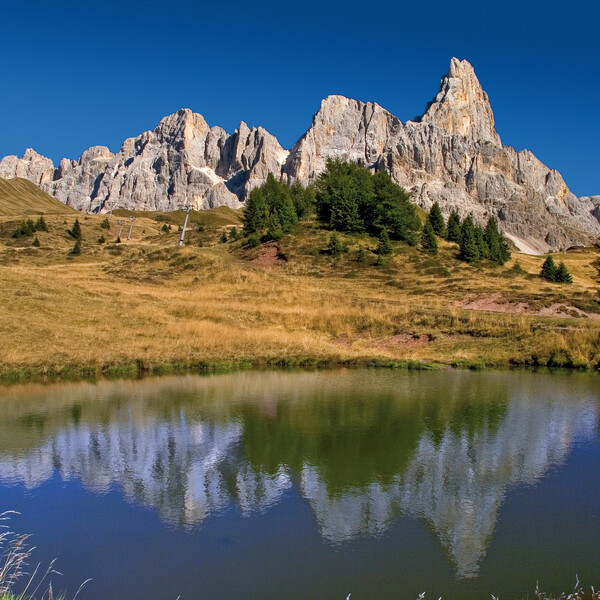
(328, 232, 343, 256)
(70, 240, 81, 255)
(35, 215, 48, 232)
(100, 217, 110, 229)
(540, 255, 558, 282)
(70, 218, 82, 241)
(555, 262, 573, 284)
(377, 228, 393, 255)
(229, 227, 238, 241)
(220, 230, 228, 243)
(32, 236, 40, 247)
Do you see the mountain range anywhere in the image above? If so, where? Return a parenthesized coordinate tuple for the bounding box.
(1, 58, 598, 253)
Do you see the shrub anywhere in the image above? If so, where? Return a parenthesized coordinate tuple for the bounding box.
(161, 223, 170, 233)
(100, 217, 110, 229)
(229, 227, 238, 241)
(220, 230, 228, 243)
(246, 233, 261, 248)
(328, 232, 343, 256)
(98, 235, 105, 244)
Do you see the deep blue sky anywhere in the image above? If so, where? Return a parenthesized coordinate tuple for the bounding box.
(1, 0, 598, 196)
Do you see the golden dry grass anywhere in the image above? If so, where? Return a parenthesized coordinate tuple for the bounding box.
(1, 208, 599, 379)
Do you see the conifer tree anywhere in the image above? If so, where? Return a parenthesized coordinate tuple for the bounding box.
(32, 236, 40, 247)
(377, 228, 393, 255)
(447, 210, 462, 243)
(229, 227, 238, 241)
(459, 215, 479, 263)
(70, 218, 82, 241)
(484, 216, 511, 265)
(70, 240, 81, 255)
(35, 215, 48, 232)
(220, 230, 228, 243)
(100, 217, 110, 230)
(475, 226, 488, 259)
(243, 188, 267, 233)
(540, 255, 558, 281)
(555, 262, 573, 284)
(427, 202, 446, 238)
(266, 212, 283, 241)
(328, 232, 343, 256)
(356, 245, 368, 264)
(421, 221, 438, 255)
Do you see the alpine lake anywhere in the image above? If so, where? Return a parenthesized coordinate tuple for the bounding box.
(0, 369, 599, 600)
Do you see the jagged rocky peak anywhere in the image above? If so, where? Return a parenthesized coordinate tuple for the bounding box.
(421, 57, 501, 145)
(0, 58, 598, 251)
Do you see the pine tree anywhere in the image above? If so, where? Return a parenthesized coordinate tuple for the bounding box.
(484, 216, 511, 265)
(555, 262, 573, 284)
(540, 255, 558, 281)
(459, 215, 479, 263)
(161, 223, 170, 233)
(328, 232, 343, 256)
(220, 230, 228, 243)
(32, 236, 40, 247)
(475, 225, 488, 259)
(100, 217, 110, 230)
(447, 210, 462, 243)
(70, 240, 81, 255)
(70, 218, 82, 241)
(243, 188, 267, 233)
(421, 221, 438, 254)
(377, 228, 393, 255)
(265, 212, 283, 241)
(229, 227, 238, 241)
(427, 202, 446, 238)
(35, 215, 48, 232)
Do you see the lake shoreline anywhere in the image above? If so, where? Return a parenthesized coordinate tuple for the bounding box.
(1, 353, 598, 386)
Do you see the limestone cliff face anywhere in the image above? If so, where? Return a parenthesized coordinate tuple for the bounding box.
(0, 109, 288, 212)
(0, 58, 598, 251)
(283, 58, 600, 252)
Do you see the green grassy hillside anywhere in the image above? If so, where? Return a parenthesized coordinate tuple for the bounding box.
(0, 178, 76, 216)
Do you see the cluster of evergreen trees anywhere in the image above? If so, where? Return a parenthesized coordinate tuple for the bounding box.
(540, 255, 573, 283)
(243, 173, 314, 240)
(12, 215, 48, 238)
(421, 202, 511, 265)
(315, 159, 421, 244)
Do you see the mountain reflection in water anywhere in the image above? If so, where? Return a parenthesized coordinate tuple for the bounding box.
(0, 370, 597, 579)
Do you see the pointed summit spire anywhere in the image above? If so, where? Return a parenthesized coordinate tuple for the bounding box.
(421, 58, 501, 145)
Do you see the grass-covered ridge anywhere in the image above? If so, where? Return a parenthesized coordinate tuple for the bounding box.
(0, 178, 77, 217)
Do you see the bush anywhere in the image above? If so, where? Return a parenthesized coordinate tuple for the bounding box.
(229, 227, 238, 241)
(328, 232, 343, 256)
(161, 223, 170, 233)
(220, 230, 228, 243)
(98, 235, 105, 244)
(100, 217, 110, 229)
(246, 233, 261, 247)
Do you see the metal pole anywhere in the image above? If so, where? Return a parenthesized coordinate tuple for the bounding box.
(127, 216, 136, 241)
(117, 219, 125, 240)
(179, 205, 192, 246)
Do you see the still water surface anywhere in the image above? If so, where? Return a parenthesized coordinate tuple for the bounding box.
(0, 369, 599, 599)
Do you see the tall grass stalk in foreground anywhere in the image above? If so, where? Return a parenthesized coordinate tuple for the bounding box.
(0, 512, 89, 600)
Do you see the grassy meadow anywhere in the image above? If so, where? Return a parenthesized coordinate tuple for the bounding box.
(1, 186, 600, 380)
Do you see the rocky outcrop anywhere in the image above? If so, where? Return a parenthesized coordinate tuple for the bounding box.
(0, 109, 288, 212)
(1, 58, 598, 251)
(282, 58, 600, 252)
